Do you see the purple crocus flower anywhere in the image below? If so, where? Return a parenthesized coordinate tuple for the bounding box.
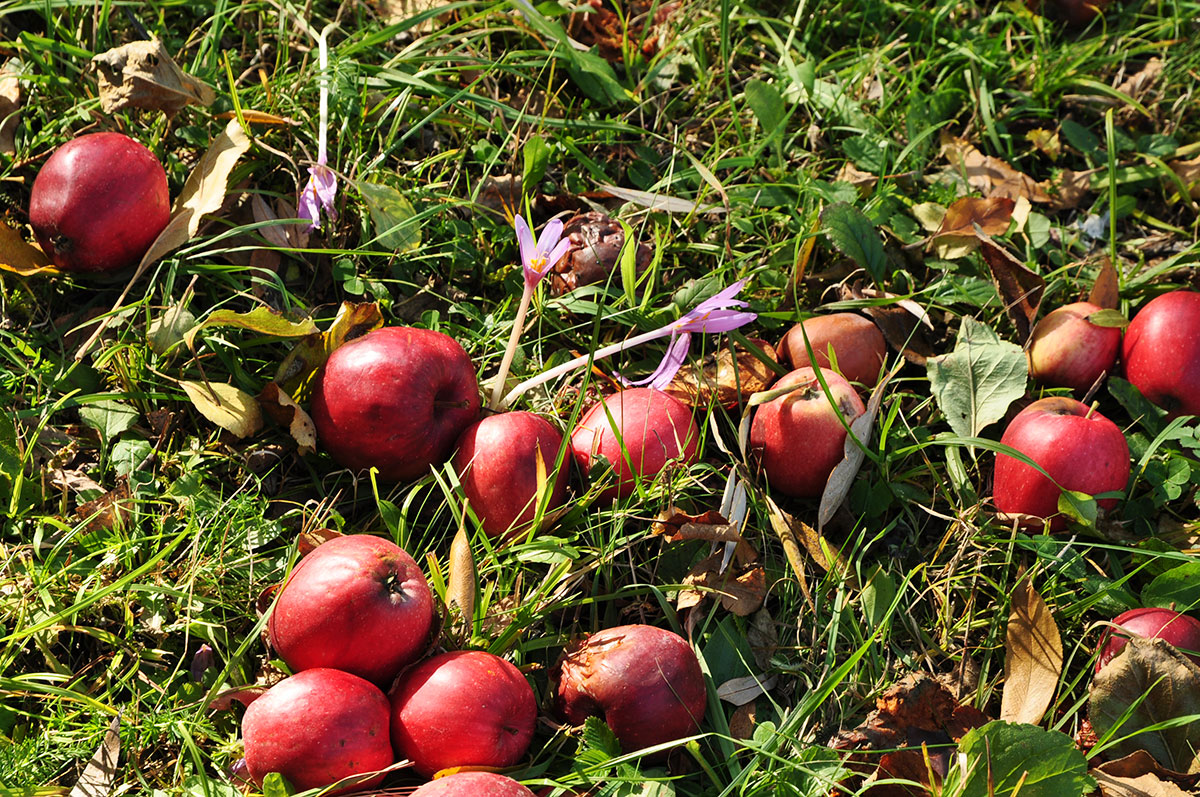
(514, 214, 572, 289)
(298, 156, 337, 232)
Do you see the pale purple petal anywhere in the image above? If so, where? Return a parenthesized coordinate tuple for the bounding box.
(619, 332, 692, 389)
(298, 164, 338, 232)
(677, 308, 758, 334)
(514, 214, 537, 270)
(545, 237, 572, 269)
(536, 218, 565, 259)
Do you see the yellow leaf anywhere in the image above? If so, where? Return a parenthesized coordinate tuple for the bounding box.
(0, 220, 61, 276)
(1001, 578, 1063, 725)
(447, 525, 476, 622)
(180, 380, 263, 439)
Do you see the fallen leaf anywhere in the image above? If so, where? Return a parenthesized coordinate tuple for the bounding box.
(765, 496, 857, 589)
(728, 701, 757, 740)
(818, 364, 895, 530)
(258, 383, 317, 455)
(1027, 128, 1061, 161)
(1114, 58, 1164, 106)
(836, 161, 879, 194)
(179, 380, 263, 439)
(373, 0, 447, 31)
(75, 482, 131, 532)
(1169, 157, 1200, 200)
(357, 180, 422, 253)
(664, 338, 780, 410)
(1048, 168, 1097, 210)
(941, 134, 1052, 203)
(184, 306, 318, 350)
(1090, 637, 1200, 773)
(548, 211, 653, 297)
(1093, 750, 1200, 796)
(0, 220, 60, 277)
(49, 468, 104, 496)
(251, 194, 309, 249)
(1094, 770, 1193, 797)
(69, 713, 120, 797)
(678, 553, 765, 616)
(1001, 578, 1063, 725)
(976, 234, 1045, 344)
(447, 525, 476, 620)
(1089, 257, 1121, 309)
(933, 196, 1016, 240)
(598, 183, 723, 215)
(716, 673, 778, 706)
(926, 317, 1028, 440)
(215, 109, 300, 126)
(139, 118, 251, 269)
(297, 527, 343, 556)
(651, 507, 742, 543)
(275, 301, 383, 399)
(0, 59, 22, 155)
(147, 303, 197, 355)
(91, 38, 215, 115)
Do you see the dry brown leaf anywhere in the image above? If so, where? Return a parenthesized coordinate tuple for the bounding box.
(664, 338, 779, 410)
(251, 194, 310, 249)
(1089, 257, 1121, 309)
(836, 161, 879, 194)
(374, 0, 447, 31)
(0, 59, 21, 155)
(215, 109, 300, 126)
(76, 482, 131, 532)
(447, 525, 476, 620)
(297, 527, 343, 557)
(818, 364, 895, 530)
(1094, 750, 1200, 796)
(728, 701, 758, 741)
(941, 134, 1052, 203)
(976, 234, 1045, 344)
(1115, 58, 1164, 105)
(1094, 771, 1193, 797)
(91, 38, 215, 115)
(49, 468, 104, 496)
(0, 220, 60, 277)
(70, 713, 120, 797)
(258, 383, 317, 455)
(180, 380, 263, 439)
(933, 196, 1016, 240)
(678, 551, 766, 616)
(1000, 578, 1063, 725)
(765, 496, 857, 590)
(716, 673, 778, 706)
(1048, 168, 1097, 210)
(651, 507, 742, 543)
(1169, 157, 1200, 200)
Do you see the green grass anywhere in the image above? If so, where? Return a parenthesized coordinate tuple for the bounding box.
(1, 0, 1200, 794)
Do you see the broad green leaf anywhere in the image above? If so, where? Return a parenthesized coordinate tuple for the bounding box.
(745, 79, 784, 134)
(79, 399, 139, 446)
(1089, 637, 1200, 773)
(943, 721, 1093, 797)
(820, 202, 887, 284)
(356, 181, 421, 253)
(260, 772, 295, 797)
(1087, 308, 1130, 328)
(522, 136, 552, 188)
(926, 317, 1027, 439)
(1143, 563, 1200, 613)
(179, 381, 263, 439)
(1058, 490, 1098, 528)
(184, 306, 318, 350)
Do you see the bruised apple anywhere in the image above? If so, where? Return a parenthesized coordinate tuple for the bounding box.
(410, 772, 536, 797)
(452, 411, 570, 539)
(242, 668, 394, 794)
(776, 313, 886, 388)
(312, 326, 481, 481)
(390, 650, 537, 777)
(1122, 291, 1200, 418)
(1027, 301, 1121, 392)
(1095, 608, 1200, 672)
(569, 388, 699, 500)
(993, 397, 1130, 530)
(749, 367, 866, 499)
(30, 132, 170, 273)
(554, 624, 706, 756)
(267, 534, 433, 687)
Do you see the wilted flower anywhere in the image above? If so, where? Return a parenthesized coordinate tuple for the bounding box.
(515, 214, 572, 289)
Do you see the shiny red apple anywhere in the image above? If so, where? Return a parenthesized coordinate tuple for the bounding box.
(452, 411, 570, 540)
(993, 397, 1130, 530)
(776, 313, 886, 388)
(1122, 291, 1200, 418)
(410, 772, 536, 797)
(267, 534, 434, 687)
(390, 650, 537, 777)
(30, 132, 170, 273)
(312, 326, 481, 481)
(554, 624, 706, 756)
(242, 668, 394, 794)
(1027, 301, 1121, 392)
(569, 388, 699, 500)
(749, 367, 866, 498)
(1096, 608, 1200, 672)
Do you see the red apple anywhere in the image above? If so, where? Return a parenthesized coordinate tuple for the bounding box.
(452, 411, 570, 540)
(1122, 291, 1200, 418)
(749, 367, 866, 499)
(554, 624, 706, 756)
(569, 387, 699, 500)
(29, 132, 170, 273)
(242, 668, 394, 794)
(268, 534, 434, 686)
(1027, 301, 1121, 392)
(390, 650, 537, 777)
(993, 397, 1130, 530)
(410, 772, 536, 797)
(1025, 0, 1111, 25)
(312, 326, 481, 481)
(1096, 608, 1200, 672)
(776, 313, 886, 388)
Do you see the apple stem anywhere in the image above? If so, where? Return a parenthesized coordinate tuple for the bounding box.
(499, 326, 670, 408)
(489, 284, 536, 410)
(1085, 400, 1099, 419)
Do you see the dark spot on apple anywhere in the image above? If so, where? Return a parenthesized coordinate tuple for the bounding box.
(384, 573, 409, 600)
(51, 234, 72, 254)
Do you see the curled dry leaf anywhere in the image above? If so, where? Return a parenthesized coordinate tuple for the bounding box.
(0, 220, 60, 277)
(933, 196, 1016, 241)
(69, 713, 121, 797)
(179, 381, 263, 440)
(215, 109, 300, 126)
(839, 283, 937, 366)
(548, 211, 654, 297)
(567, 0, 680, 61)
(940, 134, 1052, 203)
(76, 482, 131, 533)
(0, 59, 21, 156)
(1089, 257, 1121, 310)
(91, 38, 215, 115)
(1000, 578, 1063, 726)
(664, 338, 779, 411)
(258, 383, 317, 455)
(976, 233, 1045, 344)
(677, 551, 766, 616)
(651, 507, 742, 543)
(1092, 750, 1200, 797)
(276, 302, 384, 399)
(765, 495, 857, 590)
(297, 527, 344, 556)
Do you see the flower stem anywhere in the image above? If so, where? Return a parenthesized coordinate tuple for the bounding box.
(489, 285, 536, 410)
(500, 325, 670, 408)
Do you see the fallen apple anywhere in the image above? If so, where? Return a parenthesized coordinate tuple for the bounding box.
(390, 650, 537, 777)
(1027, 301, 1121, 392)
(749, 367, 866, 499)
(569, 387, 699, 500)
(452, 411, 570, 540)
(1095, 607, 1200, 672)
(242, 668, 394, 794)
(1025, 0, 1111, 25)
(1122, 290, 1200, 418)
(776, 313, 886, 388)
(268, 534, 434, 687)
(410, 772, 536, 797)
(29, 132, 170, 273)
(554, 624, 706, 756)
(993, 397, 1130, 530)
(311, 326, 481, 481)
